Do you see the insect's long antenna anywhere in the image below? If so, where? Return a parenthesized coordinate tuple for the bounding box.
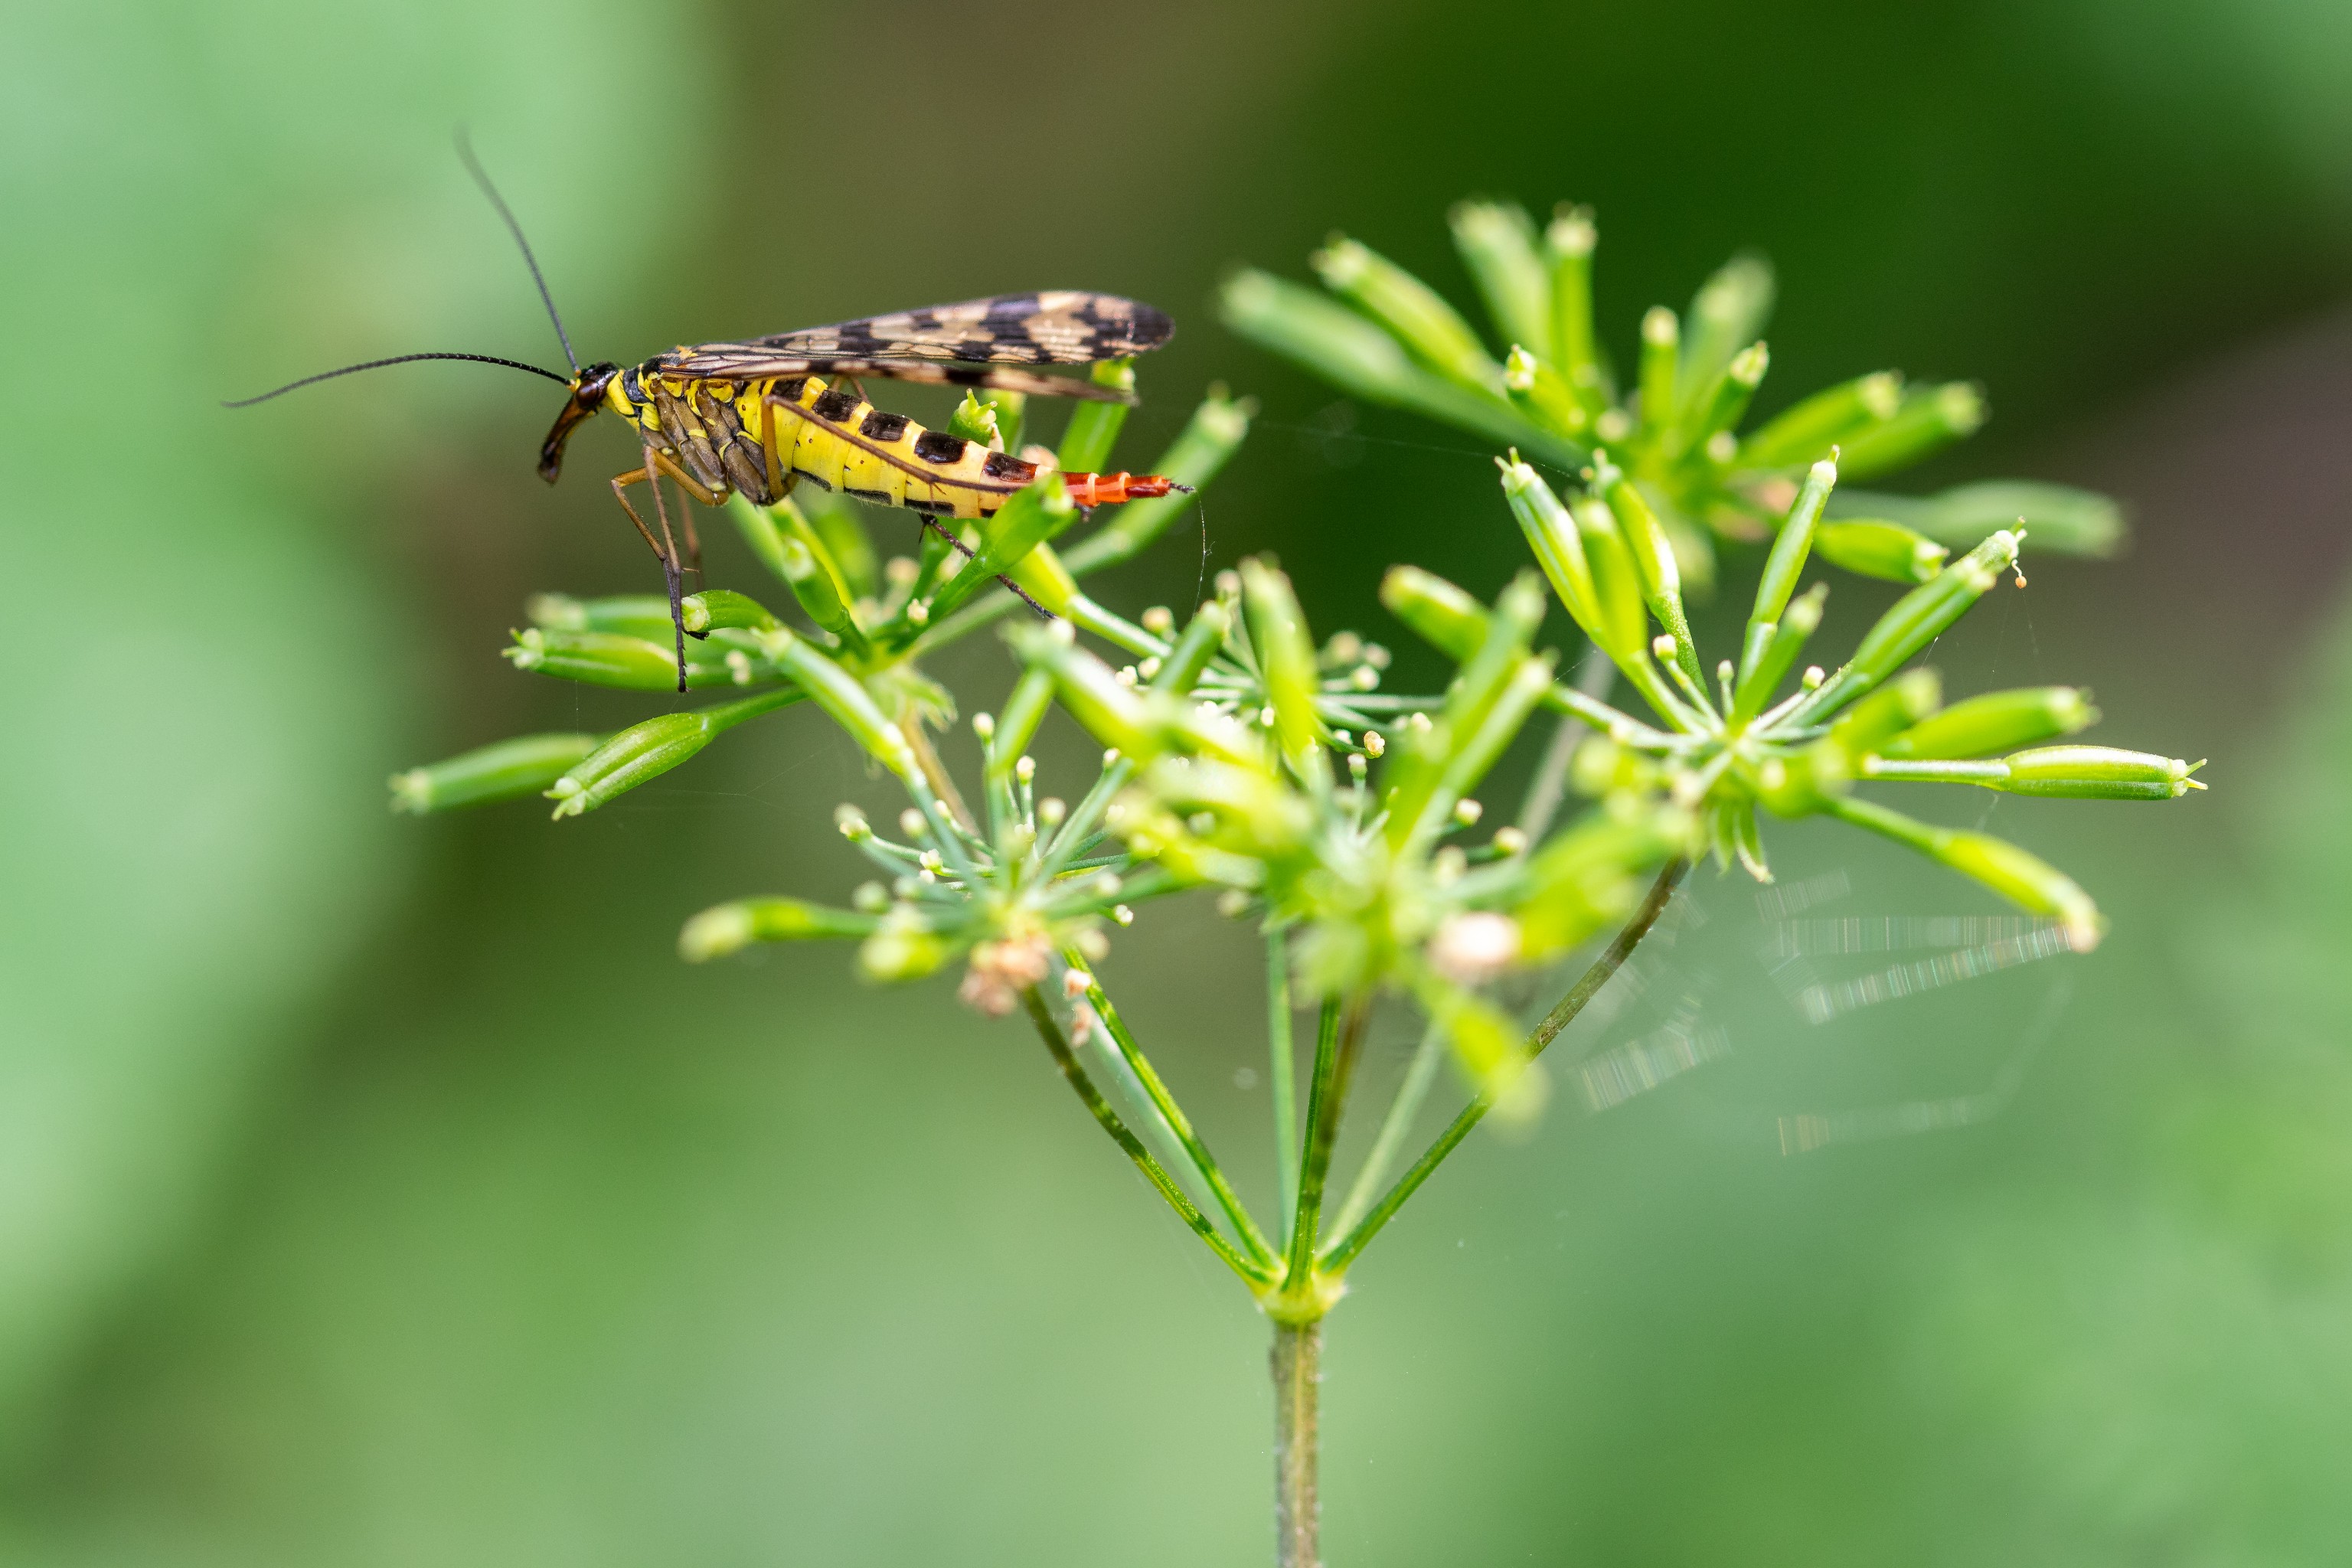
(456, 129, 579, 375)
(222, 351, 570, 408)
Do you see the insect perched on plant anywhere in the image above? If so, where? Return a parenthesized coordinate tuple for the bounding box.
(227, 144, 1185, 688)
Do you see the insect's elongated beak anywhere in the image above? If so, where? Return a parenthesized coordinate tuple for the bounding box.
(538, 394, 599, 483)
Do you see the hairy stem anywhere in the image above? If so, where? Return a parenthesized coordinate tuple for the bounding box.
(1318, 858, 1687, 1273)
(1021, 986, 1272, 1285)
(1272, 1318, 1322, 1568)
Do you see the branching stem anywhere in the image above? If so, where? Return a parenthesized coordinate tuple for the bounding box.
(1020, 986, 1272, 1286)
(1317, 858, 1688, 1273)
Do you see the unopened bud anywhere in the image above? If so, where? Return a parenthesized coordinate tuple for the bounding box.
(1995, 746, 2206, 800)
(1491, 826, 1528, 855)
(972, 712, 997, 742)
(1142, 606, 1175, 635)
(1453, 797, 1484, 825)
(390, 732, 603, 814)
(1039, 796, 1068, 826)
(1217, 890, 1251, 918)
(836, 805, 871, 839)
(1364, 730, 1387, 757)
(1814, 519, 1949, 584)
(899, 807, 928, 838)
(1883, 687, 2097, 760)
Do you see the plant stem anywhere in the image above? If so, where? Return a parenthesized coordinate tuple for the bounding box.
(1271, 1318, 1322, 1568)
(1317, 858, 1687, 1273)
(1517, 643, 1617, 838)
(1063, 951, 1280, 1269)
(1325, 1018, 1447, 1244)
(1285, 995, 1369, 1288)
(1020, 986, 1273, 1286)
(1267, 929, 1300, 1248)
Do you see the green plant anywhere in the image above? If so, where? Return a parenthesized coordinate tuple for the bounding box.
(392, 208, 2203, 1567)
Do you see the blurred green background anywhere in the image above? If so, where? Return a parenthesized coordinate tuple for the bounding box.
(7, 2, 2352, 1562)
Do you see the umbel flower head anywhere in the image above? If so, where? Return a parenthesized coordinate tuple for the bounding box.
(1014, 558, 1690, 1114)
(1431, 446, 2206, 952)
(1221, 199, 2124, 586)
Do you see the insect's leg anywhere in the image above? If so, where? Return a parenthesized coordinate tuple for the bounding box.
(759, 397, 786, 498)
(679, 503, 704, 589)
(609, 467, 672, 560)
(637, 437, 692, 691)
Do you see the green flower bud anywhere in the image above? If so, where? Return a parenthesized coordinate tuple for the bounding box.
(1730, 582, 1827, 726)
(1798, 528, 2020, 724)
(390, 732, 603, 814)
(680, 588, 781, 634)
(947, 390, 1004, 449)
(1380, 565, 1488, 663)
(1451, 201, 1553, 363)
(929, 474, 1077, 620)
(1739, 456, 1838, 684)
(1846, 479, 2124, 559)
(1812, 519, 1948, 584)
(1313, 234, 1500, 390)
(1240, 558, 1325, 777)
(1678, 341, 1769, 455)
(1753, 741, 1851, 818)
(1543, 205, 1602, 405)
(858, 913, 953, 982)
(734, 495, 868, 653)
(678, 897, 880, 962)
(1149, 600, 1231, 694)
(525, 593, 671, 639)
(1063, 390, 1256, 573)
(1994, 746, 2206, 800)
(505, 627, 719, 691)
(1829, 668, 1942, 760)
(1592, 455, 1701, 690)
(1881, 686, 2097, 760)
(1635, 306, 1679, 440)
(1054, 358, 1135, 475)
(988, 668, 1055, 779)
(1677, 255, 1775, 413)
(1412, 970, 1546, 1119)
(1829, 795, 2102, 949)
(1834, 382, 1985, 481)
(1503, 346, 1589, 436)
(1570, 495, 1651, 667)
(1735, 371, 1903, 469)
(1514, 799, 1688, 959)
(1496, 457, 1605, 648)
(758, 626, 917, 780)
(546, 688, 803, 818)
(1018, 623, 1159, 759)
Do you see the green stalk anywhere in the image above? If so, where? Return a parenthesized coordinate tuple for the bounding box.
(1268, 929, 1302, 1246)
(1319, 860, 1687, 1274)
(1284, 995, 1370, 1295)
(1325, 1021, 1448, 1243)
(1063, 952, 1279, 1269)
(1022, 987, 1272, 1286)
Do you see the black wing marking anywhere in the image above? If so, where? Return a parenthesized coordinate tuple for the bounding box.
(658, 292, 1172, 397)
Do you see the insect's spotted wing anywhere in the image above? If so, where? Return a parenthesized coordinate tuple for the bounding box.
(659, 292, 1173, 400)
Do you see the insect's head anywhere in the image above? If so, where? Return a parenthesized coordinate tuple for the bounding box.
(539, 361, 619, 483)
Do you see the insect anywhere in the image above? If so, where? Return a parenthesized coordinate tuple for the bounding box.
(229, 144, 1184, 688)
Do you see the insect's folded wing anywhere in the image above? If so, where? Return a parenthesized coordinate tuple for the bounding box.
(753, 292, 1174, 365)
(656, 350, 1134, 403)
